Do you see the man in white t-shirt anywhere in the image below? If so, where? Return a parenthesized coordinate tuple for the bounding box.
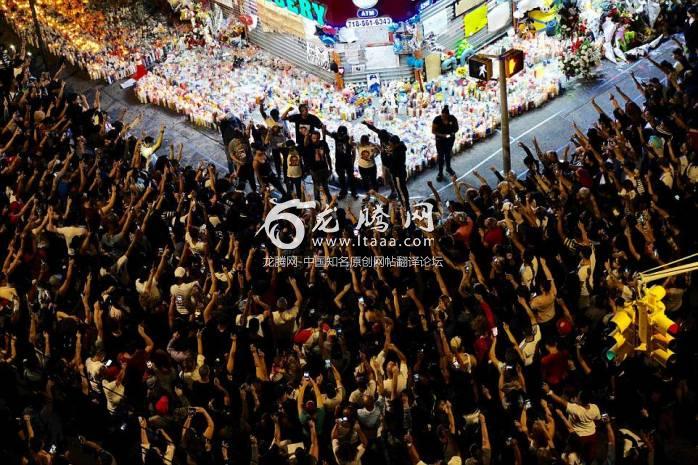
(518, 324, 541, 366)
(85, 348, 106, 395)
(170, 267, 199, 316)
(102, 361, 127, 414)
(566, 398, 601, 437)
(544, 385, 601, 461)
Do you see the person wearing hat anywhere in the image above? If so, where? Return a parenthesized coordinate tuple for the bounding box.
(169, 266, 200, 317)
(102, 360, 127, 414)
(432, 105, 459, 181)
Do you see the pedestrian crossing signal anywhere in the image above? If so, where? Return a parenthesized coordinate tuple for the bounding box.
(468, 55, 492, 81)
(500, 49, 524, 78)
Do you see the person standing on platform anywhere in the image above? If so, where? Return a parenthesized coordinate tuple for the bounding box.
(282, 103, 324, 145)
(328, 126, 358, 200)
(432, 105, 459, 181)
(388, 135, 409, 208)
(362, 121, 396, 199)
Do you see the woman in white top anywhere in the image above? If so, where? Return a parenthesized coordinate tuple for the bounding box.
(356, 135, 379, 192)
(284, 145, 303, 198)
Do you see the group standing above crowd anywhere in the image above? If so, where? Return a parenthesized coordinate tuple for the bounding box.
(0, 21, 698, 465)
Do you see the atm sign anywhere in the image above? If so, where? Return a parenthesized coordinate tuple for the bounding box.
(357, 8, 378, 18)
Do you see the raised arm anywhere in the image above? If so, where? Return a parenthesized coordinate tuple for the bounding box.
(226, 335, 238, 375)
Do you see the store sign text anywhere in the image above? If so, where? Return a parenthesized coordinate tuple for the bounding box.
(271, 0, 327, 25)
(357, 8, 378, 18)
(346, 16, 393, 28)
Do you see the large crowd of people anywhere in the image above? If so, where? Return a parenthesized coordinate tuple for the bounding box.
(1, 10, 698, 465)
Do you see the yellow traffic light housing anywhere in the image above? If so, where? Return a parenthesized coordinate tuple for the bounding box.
(607, 305, 634, 334)
(649, 311, 680, 337)
(605, 331, 627, 362)
(650, 348, 676, 367)
(604, 304, 636, 362)
(603, 285, 680, 367)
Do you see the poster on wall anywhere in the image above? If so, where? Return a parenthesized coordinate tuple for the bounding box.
(454, 0, 485, 17)
(487, 1, 511, 31)
(306, 42, 331, 69)
(257, 0, 310, 38)
(422, 9, 449, 37)
(367, 73, 381, 92)
(464, 3, 488, 36)
(365, 45, 400, 69)
(425, 53, 442, 81)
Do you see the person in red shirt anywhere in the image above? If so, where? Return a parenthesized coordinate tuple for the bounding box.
(540, 337, 568, 388)
(482, 217, 505, 250)
(453, 213, 474, 247)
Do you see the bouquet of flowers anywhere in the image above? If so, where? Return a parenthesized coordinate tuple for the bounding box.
(561, 37, 601, 79)
(558, 1, 581, 39)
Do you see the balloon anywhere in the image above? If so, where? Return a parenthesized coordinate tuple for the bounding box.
(320, 35, 336, 46)
(322, 25, 337, 36)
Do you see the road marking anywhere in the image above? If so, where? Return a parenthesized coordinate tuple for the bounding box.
(436, 109, 565, 193)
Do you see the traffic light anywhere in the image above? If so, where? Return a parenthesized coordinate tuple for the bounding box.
(500, 49, 524, 78)
(604, 303, 635, 363)
(643, 286, 680, 367)
(605, 331, 628, 362)
(468, 55, 492, 80)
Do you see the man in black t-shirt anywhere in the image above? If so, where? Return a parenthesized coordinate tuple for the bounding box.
(304, 131, 332, 201)
(283, 103, 324, 145)
(432, 105, 459, 181)
(328, 126, 358, 199)
(389, 135, 409, 207)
